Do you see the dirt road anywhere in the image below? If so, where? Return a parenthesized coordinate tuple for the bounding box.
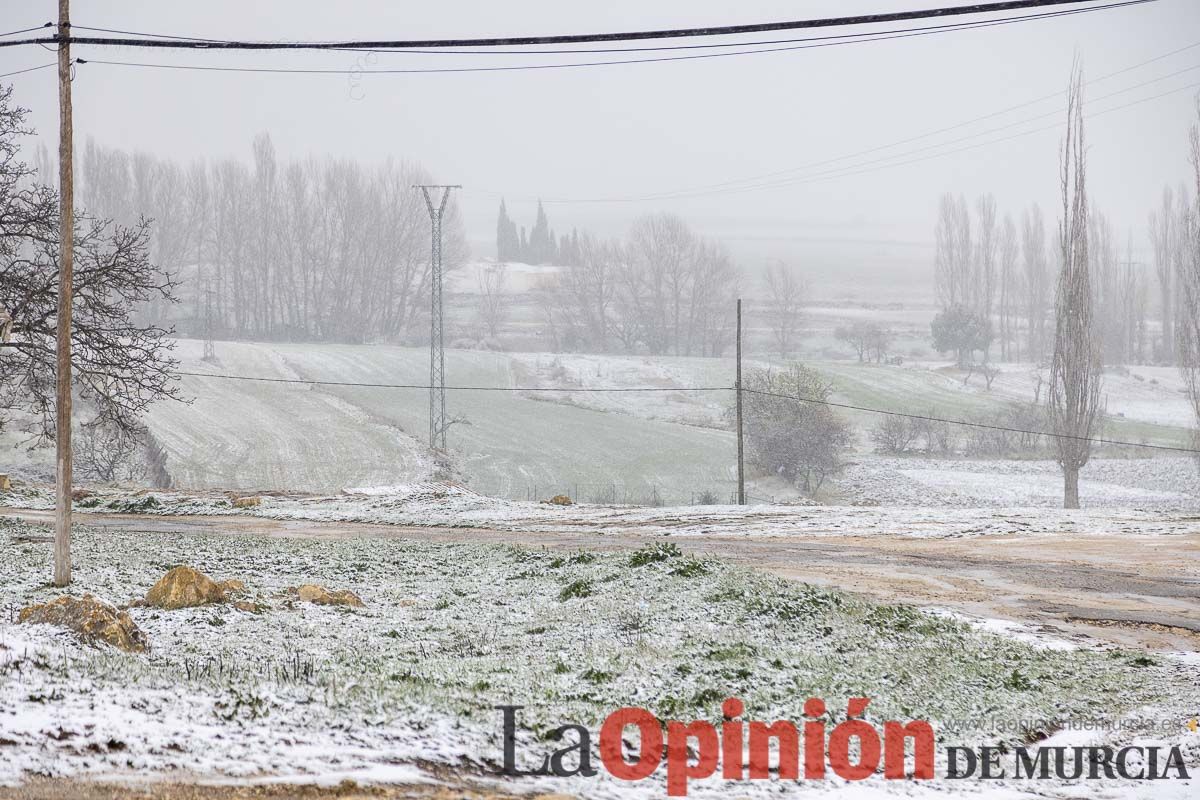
(4, 506, 1198, 652)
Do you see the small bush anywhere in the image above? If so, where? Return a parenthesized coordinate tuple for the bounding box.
(870, 415, 917, 454)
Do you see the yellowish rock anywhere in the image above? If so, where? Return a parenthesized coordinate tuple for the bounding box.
(0, 474, 12, 491)
(19, 594, 147, 652)
(548, 494, 573, 506)
(232, 496, 262, 509)
(232, 600, 266, 613)
(218, 579, 247, 596)
(145, 566, 226, 609)
(292, 583, 365, 608)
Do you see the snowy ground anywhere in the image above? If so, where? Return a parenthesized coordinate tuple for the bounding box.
(1, 515, 1196, 798)
(840, 456, 1200, 510)
(2, 341, 1195, 510)
(4, 481, 1200, 540)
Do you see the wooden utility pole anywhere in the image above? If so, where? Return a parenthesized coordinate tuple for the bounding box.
(735, 298, 745, 505)
(54, 0, 73, 586)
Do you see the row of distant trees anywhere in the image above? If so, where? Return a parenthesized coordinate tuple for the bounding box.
(539, 213, 741, 357)
(496, 198, 742, 356)
(933, 194, 1052, 364)
(498, 201, 814, 359)
(75, 134, 467, 343)
(932, 182, 1190, 368)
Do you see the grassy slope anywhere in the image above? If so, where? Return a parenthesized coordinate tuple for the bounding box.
(152, 341, 735, 499)
(129, 340, 1195, 496)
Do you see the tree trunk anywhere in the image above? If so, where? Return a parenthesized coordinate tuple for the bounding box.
(1063, 465, 1080, 509)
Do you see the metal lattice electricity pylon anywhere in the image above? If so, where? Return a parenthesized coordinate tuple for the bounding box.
(415, 184, 459, 452)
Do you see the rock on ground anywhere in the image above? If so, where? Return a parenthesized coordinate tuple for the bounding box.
(291, 583, 365, 608)
(144, 566, 229, 609)
(18, 594, 147, 652)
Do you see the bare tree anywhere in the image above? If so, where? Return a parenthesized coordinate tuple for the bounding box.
(1021, 204, 1050, 363)
(81, 137, 464, 345)
(934, 193, 972, 309)
(1149, 187, 1178, 363)
(616, 214, 739, 357)
(76, 415, 146, 484)
(1177, 94, 1200, 467)
(998, 214, 1019, 360)
(1090, 210, 1129, 365)
(974, 194, 999, 329)
(835, 321, 882, 363)
(0, 84, 181, 443)
(475, 263, 508, 339)
(763, 261, 805, 359)
(544, 233, 620, 352)
(1048, 66, 1104, 510)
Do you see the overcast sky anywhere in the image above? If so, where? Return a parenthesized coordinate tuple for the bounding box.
(2, 0, 1198, 290)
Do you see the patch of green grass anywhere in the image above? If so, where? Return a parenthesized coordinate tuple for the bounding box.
(558, 579, 594, 601)
(1004, 668, 1034, 691)
(741, 582, 843, 621)
(706, 643, 758, 662)
(629, 542, 682, 567)
(108, 495, 161, 513)
(669, 557, 711, 578)
(580, 668, 615, 684)
(863, 603, 955, 637)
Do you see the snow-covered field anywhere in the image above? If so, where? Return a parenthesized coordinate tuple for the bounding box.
(841, 456, 1200, 510)
(2, 340, 1195, 510)
(2, 515, 1196, 797)
(5, 482, 1200, 538)
(148, 340, 739, 503)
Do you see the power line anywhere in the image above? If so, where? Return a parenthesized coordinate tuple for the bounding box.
(637, 72, 1200, 201)
(739, 388, 1200, 455)
(525, 44, 1200, 203)
(0, 0, 1151, 51)
(0, 24, 51, 38)
(176, 370, 729, 392)
(174, 370, 1199, 454)
(0, 63, 54, 79)
(65, 3, 1152, 77)
(492, 76, 1199, 205)
(67, 2, 1149, 57)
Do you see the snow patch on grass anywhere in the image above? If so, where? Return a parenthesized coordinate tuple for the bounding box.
(1, 516, 1194, 794)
